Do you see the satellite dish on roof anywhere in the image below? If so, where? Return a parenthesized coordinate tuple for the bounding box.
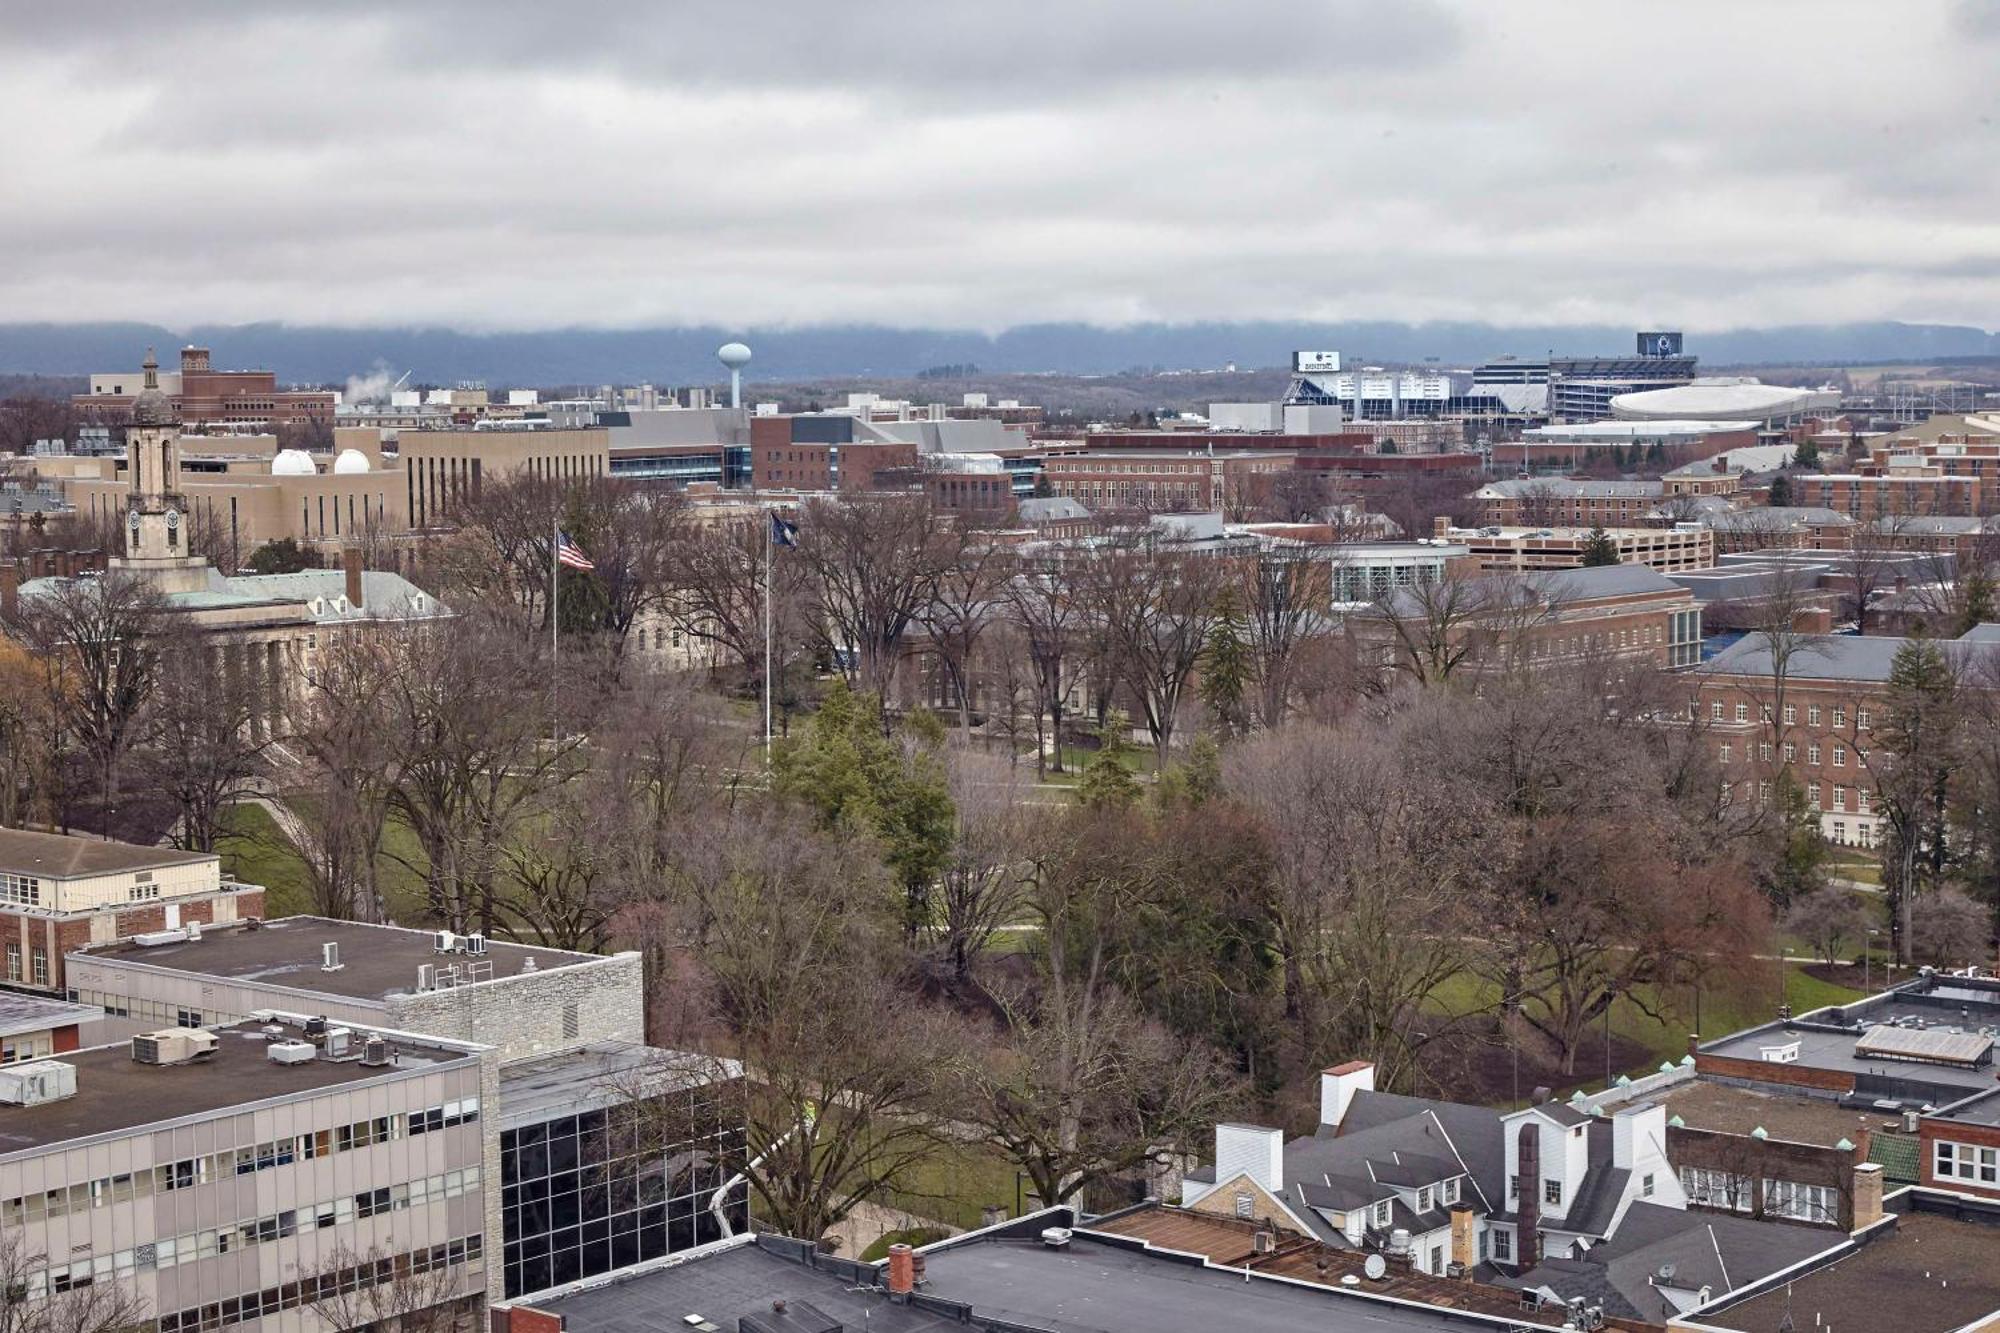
(1657, 1262, 1677, 1283)
(1363, 1254, 1387, 1281)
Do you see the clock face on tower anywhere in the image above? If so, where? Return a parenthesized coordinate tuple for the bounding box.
(128, 509, 140, 532)
(166, 509, 180, 530)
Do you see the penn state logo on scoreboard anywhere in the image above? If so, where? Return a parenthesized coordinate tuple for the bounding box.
(1638, 331, 1683, 358)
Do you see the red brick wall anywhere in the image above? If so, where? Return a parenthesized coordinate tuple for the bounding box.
(4, 888, 263, 993)
(1920, 1118, 2000, 1198)
(1694, 1052, 1857, 1093)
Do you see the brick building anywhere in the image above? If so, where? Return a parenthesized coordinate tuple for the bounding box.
(1694, 627, 2000, 845)
(1704, 506, 1855, 553)
(1920, 1086, 2000, 1199)
(0, 828, 264, 997)
(1040, 450, 1294, 512)
(1472, 478, 1667, 527)
(748, 415, 919, 492)
(1792, 472, 1977, 522)
(77, 346, 335, 428)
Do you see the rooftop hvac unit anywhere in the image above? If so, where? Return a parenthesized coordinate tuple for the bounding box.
(1252, 1230, 1277, 1255)
(434, 930, 457, 954)
(520, 956, 538, 974)
(303, 1016, 328, 1038)
(325, 1027, 353, 1058)
(133, 929, 190, 948)
(0, 1060, 77, 1106)
(360, 1038, 391, 1067)
(417, 963, 436, 992)
(1040, 1227, 1072, 1250)
(464, 932, 488, 955)
(130, 1029, 219, 1066)
(267, 1041, 316, 1065)
(186, 919, 202, 942)
(322, 942, 344, 972)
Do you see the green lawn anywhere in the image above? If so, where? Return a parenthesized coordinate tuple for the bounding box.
(878, 1136, 1025, 1231)
(216, 801, 433, 923)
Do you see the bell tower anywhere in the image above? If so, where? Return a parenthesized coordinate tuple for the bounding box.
(120, 347, 190, 565)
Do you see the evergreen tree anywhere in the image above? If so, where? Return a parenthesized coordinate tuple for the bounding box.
(1954, 569, 1996, 637)
(1792, 437, 1822, 470)
(1877, 637, 1960, 960)
(1031, 472, 1054, 499)
(1155, 734, 1224, 810)
(1757, 772, 1829, 909)
(1198, 589, 1252, 738)
(1579, 526, 1621, 567)
(1767, 473, 1793, 507)
(1076, 713, 1142, 811)
(774, 681, 955, 933)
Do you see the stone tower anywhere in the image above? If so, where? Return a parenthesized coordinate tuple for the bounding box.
(122, 347, 186, 563)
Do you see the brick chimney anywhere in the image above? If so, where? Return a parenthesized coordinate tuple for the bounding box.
(343, 546, 363, 609)
(1433, 514, 1451, 539)
(1515, 1121, 1540, 1271)
(0, 561, 17, 621)
(1852, 1162, 1885, 1230)
(886, 1243, 915, 1297)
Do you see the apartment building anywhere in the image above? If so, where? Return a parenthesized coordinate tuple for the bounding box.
(1704, 506, 1855, 553)
(0, 1017, 495, 1333)
(1694, 627, 2000, 845)
(1040, 450, 1294, 512)
(0, 829, 265, 998)
(1471, 478, 1666, 528)
(1792, 472, 1977, 522)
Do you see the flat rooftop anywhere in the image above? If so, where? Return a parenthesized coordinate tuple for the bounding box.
(1696, 1208, 2000, 1333)
(0, 993, 102, 1040)
(498, 1042, 737, 1131)
(1702, 1021, 1996, 1096)
(1658, 1081, 1897, 1146)
(0, 827, 214, 878)
(0, 1020, 469, 1157)
(82, 916, 602, 1003)
(528, 1225, 1526, 1333)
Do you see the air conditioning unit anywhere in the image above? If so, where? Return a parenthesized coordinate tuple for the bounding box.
(325, 1027, 353, 1058)
(1252, 1230, 1277, 1255)
(360, 1038, 391, 1067)
(417, 963, 436, 991)
(322, 942, 344, 972)
(464, 932, 488, 956)
(0, 1061, 77, 1106)
(130, 1030, 218, 1066)
(133, 929, 190, 948)
(433, 930, 457, 954)
(186, 920, 202, 942)
(267, 1041, 316, 1065)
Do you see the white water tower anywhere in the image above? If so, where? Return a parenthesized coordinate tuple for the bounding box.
(717, 342, 752, 409)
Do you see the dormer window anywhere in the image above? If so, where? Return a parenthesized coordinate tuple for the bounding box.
(1371, 1199, 1391, 1229)
(1442, 1177, 1460, 1206)
(1417, 1185, 1433, 1213)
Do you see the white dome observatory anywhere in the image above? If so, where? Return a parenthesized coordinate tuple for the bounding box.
(332, 448, 371, 475)
(271, 449, 317, 476)
(717, 341, 752, 409)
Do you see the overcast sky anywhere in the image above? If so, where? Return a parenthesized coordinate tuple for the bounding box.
(2, 1, 1996, 333)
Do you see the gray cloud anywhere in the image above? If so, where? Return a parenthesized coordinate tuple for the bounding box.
(0, 1, 1994, 333)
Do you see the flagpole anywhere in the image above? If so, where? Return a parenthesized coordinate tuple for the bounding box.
(551, 515, 561, 745)
(763, 512, 774, 766)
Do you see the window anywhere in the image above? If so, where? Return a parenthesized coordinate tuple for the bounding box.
(1441, 1177, 1460, 1206)
(1763, 1178, 1837, 1223)
(1680, 1166, 1753, 1212)
(1711, 703, 1724, 722)
(1760, 743, 1773, 762)
(1784, 743, 1797, 763)
(1784, 704, 1798, 725)
(1642, 1173, 1655, 1198)
(1833, 786, 1847, 810)
(1857, 709, 1871, 729)
(1833, 708, 1846, 728)
(1544, 1179, 1562, 1207)
(1808, 706, 1822, 726)
(1734, 704, 1749, 723)
(31, 950, 48, 987)
(1417, 1185, 1434, 1213)
(0, 872, 41, 906)
(1719, 744, 1733, 764)
(1935, 1139, 2000, 1185)
(1492, 1228, 1513, 1262)
(1833, 745, 1846, 767)
(1808, 744, 1821, 765)
(4, 943, 17, 982)
(1372, 1199, 1391, 1228)
(1234, 1193, 1253, 1219)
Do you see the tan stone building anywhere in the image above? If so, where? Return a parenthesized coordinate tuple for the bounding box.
(396, 427, 609, 528)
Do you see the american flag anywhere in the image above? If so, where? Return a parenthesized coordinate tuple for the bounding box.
(556, 531, 596, 571)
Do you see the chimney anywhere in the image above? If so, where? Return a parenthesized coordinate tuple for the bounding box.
(1320, 1061, 1375, 1131)
(343, 546, 363, 609)
(0, 562, 16, 621)
(1448, 1206, 1476, 1274)
(1515, 1121, 1541, 1271)
(1433, 514, 1451, 539)
(1215, 1124, 1285, 1195)
(885, 1243, 915, 1297)
(1851, 1162, 1884, 1230)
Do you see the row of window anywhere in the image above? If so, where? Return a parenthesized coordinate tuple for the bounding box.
(4, 942, 50, 986)
(156, 1234, 482, 1333)
(1679, 1167, 1837, 1222)
(1934, 1139, 2000, 1185)
(1, 1097, 480, 1225)
(1722, 776, 1875, 817)
(1707, 700, 1872, 730)
(1, 871, 43, 906)
(26, 1169, 480, 1299)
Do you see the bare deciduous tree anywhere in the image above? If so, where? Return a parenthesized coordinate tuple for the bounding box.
(300, 1242, 473, 1333)
(0, 1232, 149, 1333)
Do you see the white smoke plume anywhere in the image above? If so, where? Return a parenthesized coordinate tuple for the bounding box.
(343, 360, 400, 405)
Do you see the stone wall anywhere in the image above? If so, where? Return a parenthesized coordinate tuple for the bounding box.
(386, 953, 645, 1065)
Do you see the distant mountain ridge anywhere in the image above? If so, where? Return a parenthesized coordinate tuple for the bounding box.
(0, 320, 1993, 387)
